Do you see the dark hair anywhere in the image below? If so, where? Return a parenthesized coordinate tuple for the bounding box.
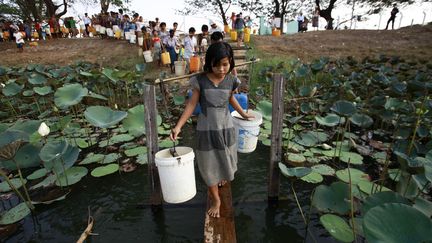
(201, 24, 208, 32)
(160, 22, 166, 27)
(169, 29, 175, 34)
(119, 9, 123, 14)
(173, 22, 178, 25)
(204, 42, 235, 73)
(188, 27, 196, 33)
(210, 31, 223, 42)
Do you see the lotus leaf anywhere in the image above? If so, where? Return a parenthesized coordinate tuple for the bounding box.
(39, 140, 68, 162)
(331, 100, 356, 117)
(425, 162, 432, 183)
(2, 82, 24, 96)
(43, 144, 80, 175)
(28, 74, 47, 85)
(30, 174, 57, 190)
(414, 197, 432, 218)
(79, 153, 105, 165)
(300, 103, 312, 113)
(361, 191, 410, 215)
(22, 90, 34, 96)
(0, 202, 31, 225)
(173, 95, 185, 105)
(102, 68, 118, 83)
(372, 151, 387, 164)
(261, 138, 271, 146)
(312, 182, 351, 214)
(86, 92, 108, 100)
(27, 168, 48, 180)
(336, 168, 369, 185)
(279, 163, 311, 178)
(312, 164, 335, 176)
(135, 63, 147, 72)
(100, 153, 121, 164)
(91, 163, 119, 177)
(158, 127, 171, 135)
(320, 214, 354, 243)
(54, 83, 88, 109)
(416, 125, 428, 138)
(55, 166, 88, 186)
(294, 132, 319, 147)
(363, 203, 432, 243)
(109, 134, 135, 144)
(136, 153, 148, 165)
(159, 139, 179, 148)
(79, 71, 93, 77)
(357, 181, 391, 195)
(84, 106, 127, 128)
(33, 86, 52, 96)
(301, 171, 323, 183)
(1, 144, 42, 170)
(71, 138, 91, 149)
(256, 100, 272, 120)
(412, 174, 430, 193)
(0, 178, 26, 192)
(339, 151, 364, 165)
(349, 113, 373, 128)
(384, 97, 404, 111)
(122, 105, 161, 136)
(407, 157, 427, 168)
(388, 168, 401, 182)
(315, 114, 342, 127)
(285, 153, 306, 164)
(124, 146, 147, 157)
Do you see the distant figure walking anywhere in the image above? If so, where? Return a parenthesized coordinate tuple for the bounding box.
(385, 5, 399, 30)
(312, 7, 320, 30)
(297, 12, 304, 32)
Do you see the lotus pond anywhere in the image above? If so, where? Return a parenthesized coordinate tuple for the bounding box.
(1, 55, 432, 242)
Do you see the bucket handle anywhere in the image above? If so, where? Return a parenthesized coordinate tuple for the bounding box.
(237, 124, 260, 137)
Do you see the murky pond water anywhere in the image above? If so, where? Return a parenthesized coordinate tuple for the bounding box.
(5, 125, 335, 243)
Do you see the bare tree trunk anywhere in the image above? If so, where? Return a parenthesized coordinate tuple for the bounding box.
(101, 0, 110, 14)
(216, 0, 229, 25)
(315, 0, 337, 30)
(43, 0, 67, 18)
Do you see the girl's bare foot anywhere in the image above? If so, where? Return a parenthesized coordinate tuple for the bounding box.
(208, 197, 221, 218)
(218, 180, 227, 187)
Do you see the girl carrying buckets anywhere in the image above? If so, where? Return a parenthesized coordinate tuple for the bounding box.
(170, 42, 254, 218)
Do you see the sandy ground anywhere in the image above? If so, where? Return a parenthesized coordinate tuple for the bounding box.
(1, 24, 431, 69)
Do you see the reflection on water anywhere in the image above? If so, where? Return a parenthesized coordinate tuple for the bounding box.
(5, 125, 334, 243)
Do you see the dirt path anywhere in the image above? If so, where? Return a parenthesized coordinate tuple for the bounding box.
(252, 24, 432, 62)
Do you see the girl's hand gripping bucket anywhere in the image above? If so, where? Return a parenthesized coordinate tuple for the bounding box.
(231, 110, 263, 153)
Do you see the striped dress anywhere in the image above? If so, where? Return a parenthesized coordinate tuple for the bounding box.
(190, 74, 240, 186)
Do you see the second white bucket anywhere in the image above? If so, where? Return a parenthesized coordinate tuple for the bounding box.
(174, 61, 186, 76)
(231, 110, 263, 153)
(138, 37, 144, 46)
(143, 50, 153, 62)
(155, 147, 196, 204)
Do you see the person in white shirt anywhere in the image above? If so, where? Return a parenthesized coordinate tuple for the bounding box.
(209, 22, 222, 35)
(83, 13, 91, 37)
(183, 27, 197, 71)
(297, 12, 304, 32)
(13, 29, 24, 52)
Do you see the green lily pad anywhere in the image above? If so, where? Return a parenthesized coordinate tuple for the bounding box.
(122, 105, 162, 137)
(102, 68, 118, 83)
(110, 134, 135, 144)
(84, 106, 127, 128)
(361, 191, 410, 215)
(312, 181, 350, 214)
(91, 163, 119, 177)
(100, 153, 121, 164)
(0, 178, 26, 192)
(33, 86, 52, 96)
(285, 153, 306, 164)
(388, 169, 401, 182)
(363, 203, 432, 243)
(300, 171, 323, 183)
(311, 164, 335, 176)
(136, 153, 148, 165)
(39, 140, 68, 162)
(349, 113, 373, 128)
(55, 166, 88, 186)
(414, 197, 432, 218)
(1, 143, 42, 170)
(261, 138, 271, 146)
(54, 83, 88, 109)
(339, 151, 364, 165)
(28, 73, 47, 85)
(27, 168, 48, 180)
(22, 90, 35, 96)
(79, 153, 105, 165)
(158, 139, 178, 148)
(256, 100, 272, 120)
(30, 174, 57, 190)
(124, 146, 147, 157)
(331, 100, 356, 117)
(294, 132, 319, 147)
(336, 168, 369, 185)
(320, 214, 354, 243)
(315, 113, 343, 127)
(40, 142, 80, 175)
(279, 163, 311, 178)
(2, 82, 23, 96)
(357, 181, 391, 195)
(0, 202, 31, 225)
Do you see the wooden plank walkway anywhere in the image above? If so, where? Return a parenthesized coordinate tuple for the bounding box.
(203, 182, 236, 243)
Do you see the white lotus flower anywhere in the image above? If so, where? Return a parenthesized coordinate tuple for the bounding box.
(38, 122, 50, 137)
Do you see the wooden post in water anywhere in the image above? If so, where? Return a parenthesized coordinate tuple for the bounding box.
(268, 73, 285, 201)
(143, 84, 162, 206)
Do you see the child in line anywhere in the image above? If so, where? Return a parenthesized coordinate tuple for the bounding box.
(152, 30, 162, 66)
(170, 42, 254, 218)
(183, 27, 197, 72)
(14, 29, 24, 52)
(163, 29, 180, 73)
(210, 31, 237, 77)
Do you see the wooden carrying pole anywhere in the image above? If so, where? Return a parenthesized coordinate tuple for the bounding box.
(143, 84, 162, 205)
(268, 73, 285, 201)
(154, 58, 260, 84)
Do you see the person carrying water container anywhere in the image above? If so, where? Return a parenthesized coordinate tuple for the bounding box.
(170, 42, 254, 218)
(183, 27, 197, 72)
(385, 4, 399, 30)
(163, 29, 180, 73)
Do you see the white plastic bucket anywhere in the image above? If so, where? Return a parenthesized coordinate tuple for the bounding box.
(129, 34, 136, 44)
(175, 61, 186, 76)
(95, 25, 101, 33)
(143, 50, 153, 62)
(106, 28, 114, 37)
(138, 37, 144, 46)
(125, 32, 131, 40)
(231, 110, 263, 153)
(112, 25, 120, 33)
(155, 147, 196, 204)
(99, 26, 106, 34)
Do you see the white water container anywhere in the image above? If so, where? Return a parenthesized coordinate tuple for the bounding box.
(138, 37, 144, 46)
(231, 110, 263, 153)
(99, 26, 106, 34)
(129, 34, 136, 44)
(155, 147, 196, 204)
(125, 32, 131, 40)
(95, 24, 101, 33)
(143, 50, 153, 62)
(106, 28, 114, 37)
(174, 61, 186, 76)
